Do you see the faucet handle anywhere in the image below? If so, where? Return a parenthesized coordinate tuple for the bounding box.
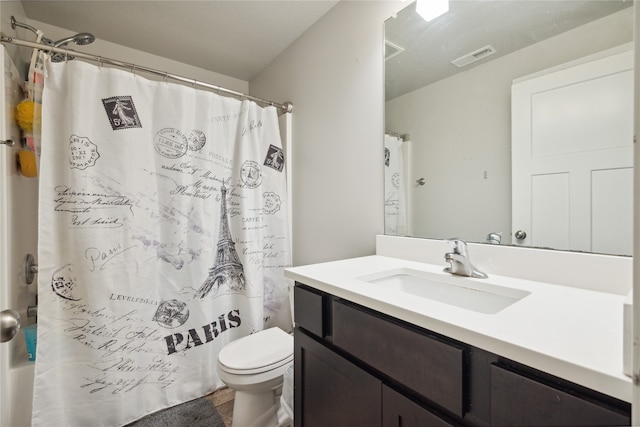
(486, 232, 502, 244)
(445, 238, 467, 255)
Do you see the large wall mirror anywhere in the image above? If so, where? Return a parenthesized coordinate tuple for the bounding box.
(384, 0, 634, 256)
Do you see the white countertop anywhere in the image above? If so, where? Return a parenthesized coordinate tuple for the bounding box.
(285, 255, 632, 403)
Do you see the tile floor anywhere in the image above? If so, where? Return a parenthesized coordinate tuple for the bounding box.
(206, 387, 235, 427)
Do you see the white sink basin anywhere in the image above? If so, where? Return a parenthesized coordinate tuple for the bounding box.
(357, 268, 530, 314)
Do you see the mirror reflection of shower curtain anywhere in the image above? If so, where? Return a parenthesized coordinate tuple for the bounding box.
(384, 133, 408, 236)
(32, 59, 291, 427)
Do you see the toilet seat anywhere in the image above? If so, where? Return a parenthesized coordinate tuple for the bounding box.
(218, 327, 293, 376)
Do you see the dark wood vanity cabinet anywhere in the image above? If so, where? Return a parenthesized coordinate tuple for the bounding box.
(293, 283, 631, 427)
(490, 364, 630, 426)
(382, 385, 458, 427)
(294, 329, 381, 427)
(332, 298, 465, 418)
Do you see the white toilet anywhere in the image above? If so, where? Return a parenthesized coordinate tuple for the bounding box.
(217, 326, 293, 427)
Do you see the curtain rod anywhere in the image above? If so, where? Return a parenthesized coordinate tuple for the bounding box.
(0, 35, 293, 114)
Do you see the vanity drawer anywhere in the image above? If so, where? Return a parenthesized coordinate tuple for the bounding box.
(332, 299, 466, 417)
(490, 364, 630, 426)
(294, 284, 324, 337)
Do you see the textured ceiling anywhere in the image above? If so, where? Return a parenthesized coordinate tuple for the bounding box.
(385, 0, 633, 100)
(20, 0, 340, 81)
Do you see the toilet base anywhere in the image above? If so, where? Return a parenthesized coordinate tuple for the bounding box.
(231, 386, 282, 427)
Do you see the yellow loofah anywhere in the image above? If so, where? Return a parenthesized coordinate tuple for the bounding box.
(17, 150, 37, 177)
(14, 100, 41, 132)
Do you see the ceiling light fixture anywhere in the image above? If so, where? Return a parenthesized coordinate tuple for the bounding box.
(415, 0, 449, 22)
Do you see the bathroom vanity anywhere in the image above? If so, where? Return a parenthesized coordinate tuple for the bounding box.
(286, 255, 632, 427)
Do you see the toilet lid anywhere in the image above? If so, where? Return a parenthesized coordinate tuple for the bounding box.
(219, 327, 293, 371)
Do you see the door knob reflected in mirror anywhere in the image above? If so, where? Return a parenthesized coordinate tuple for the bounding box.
(1, 309, 21, 343)
(514, 230, 527, 240)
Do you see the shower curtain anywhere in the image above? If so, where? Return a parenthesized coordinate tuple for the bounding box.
(32, 60, 291, 427)
(384, 133, 407, 236)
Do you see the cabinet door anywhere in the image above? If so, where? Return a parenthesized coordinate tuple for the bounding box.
(491, 364, 630, 426)
(294, 328, 382, 427)
(382, 385, 458, 427)
(332, 299, 466, 417)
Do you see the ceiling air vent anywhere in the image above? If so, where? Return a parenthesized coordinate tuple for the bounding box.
(385, 40, 405, 61)
(451, 45, 497, 68)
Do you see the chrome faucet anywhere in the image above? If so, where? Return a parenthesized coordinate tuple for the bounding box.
(444, 239, 488, 279)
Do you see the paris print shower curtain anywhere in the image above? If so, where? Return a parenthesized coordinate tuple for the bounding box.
(384, 133, 407, 236)
(32, 60, 291, 426)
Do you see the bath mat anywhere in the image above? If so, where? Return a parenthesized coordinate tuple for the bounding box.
(125, 397, 226, 427)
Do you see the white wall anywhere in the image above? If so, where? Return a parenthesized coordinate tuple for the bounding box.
(0, 1, 31, 77)
(30, 20, 248, 92)
(386, 7, 633, 244)
(250, 1, 402, 266)
(0, 10, 248, 92)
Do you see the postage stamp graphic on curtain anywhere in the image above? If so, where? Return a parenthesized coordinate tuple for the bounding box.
(101, 95, 142, 130)
(240, 160, 262, 188)
(51, 263, 81, 301)
(69, 135, 100, 169)
(154, 128, 189, 158)
(187, 129, 207, 151)
(263, 192, 281, 215)
(153, 299, 190, 329)
(264, 144, 284, 172)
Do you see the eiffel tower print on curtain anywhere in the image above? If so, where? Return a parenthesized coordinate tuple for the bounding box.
(196, 182, 246, 298)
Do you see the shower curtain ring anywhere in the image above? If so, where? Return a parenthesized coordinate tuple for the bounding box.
(132, 64, 136, 76)
(192, 78, 197, 88)
(163, 72, 168, 83)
